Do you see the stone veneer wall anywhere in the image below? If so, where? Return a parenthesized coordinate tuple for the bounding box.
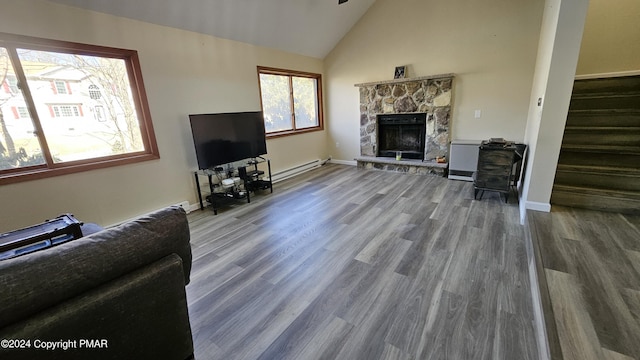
(355, 74, 454, 161)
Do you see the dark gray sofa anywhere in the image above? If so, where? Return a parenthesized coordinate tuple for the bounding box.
(0, 206, 194, 360)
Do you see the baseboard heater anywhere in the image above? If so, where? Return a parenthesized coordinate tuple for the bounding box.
(448, 140, 481, 181)
(270, 159, 321, 183)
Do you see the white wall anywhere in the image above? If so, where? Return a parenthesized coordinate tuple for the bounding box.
(520, 0, 589, 218)
(0, 0, 326, 231)
(324, 0, 545, 163)
(576, 0, 640, 76)
(519, 0, 561, 217)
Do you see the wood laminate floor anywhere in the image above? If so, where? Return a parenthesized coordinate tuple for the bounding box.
(186, 164, 539, 360)
(530, 206, 640, 360)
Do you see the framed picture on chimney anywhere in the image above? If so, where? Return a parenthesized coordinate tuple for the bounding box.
(394, 66, 406, 79)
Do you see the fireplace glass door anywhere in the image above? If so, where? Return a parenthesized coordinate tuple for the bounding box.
(377, 114, 426, 160)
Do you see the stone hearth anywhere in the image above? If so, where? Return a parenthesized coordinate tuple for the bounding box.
(355, 156, 447, 176)
(355, 74, 454, 163)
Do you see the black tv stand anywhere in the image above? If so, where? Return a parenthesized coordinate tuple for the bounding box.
(194, 158, 272, 215)
(238, 157, 273, 202)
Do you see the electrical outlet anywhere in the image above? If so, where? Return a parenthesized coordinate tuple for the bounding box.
(474, 110, 482, 119)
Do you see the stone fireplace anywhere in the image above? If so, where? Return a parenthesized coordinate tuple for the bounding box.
(355, 74, 454, 172)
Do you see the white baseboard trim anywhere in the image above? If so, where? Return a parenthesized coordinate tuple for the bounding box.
(270, 159, 322, 183)
(523, 215, 552, 360)
(330, 159, 357, 166)
(187, 202, 201, 213)
(519, 202, 527, 225)
(447, 175, 473, 182)
(525, 201, 551, 212)
(575, 70, 640, 80)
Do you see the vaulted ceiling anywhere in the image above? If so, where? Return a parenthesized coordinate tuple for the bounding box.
(48, 0, 377, 59)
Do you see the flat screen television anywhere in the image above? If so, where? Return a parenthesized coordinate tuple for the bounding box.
(189, 111, 267, 170)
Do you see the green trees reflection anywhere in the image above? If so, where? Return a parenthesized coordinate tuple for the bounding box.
(259, 73, 318, 133)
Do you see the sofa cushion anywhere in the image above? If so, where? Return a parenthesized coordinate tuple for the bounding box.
(0, 206, 192, 329)
(0, 254, 193, 360)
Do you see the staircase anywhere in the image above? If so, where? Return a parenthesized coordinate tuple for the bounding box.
(551, 75, 640, 214)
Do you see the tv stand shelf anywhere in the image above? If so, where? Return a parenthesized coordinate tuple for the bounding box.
(194, 158, 272, 215)
(245, 170, 264, 177)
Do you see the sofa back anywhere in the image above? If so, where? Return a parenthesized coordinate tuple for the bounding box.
(0, 206, 193, 359)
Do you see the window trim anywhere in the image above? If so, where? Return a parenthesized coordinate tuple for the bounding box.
(257, 66, 324, 138)
(0, 32, 159, 185)
(49, 104, 82, 118)
(6, 76, 18, 93)
(16, 106, 29, 118)
(53, 80, 68, 95)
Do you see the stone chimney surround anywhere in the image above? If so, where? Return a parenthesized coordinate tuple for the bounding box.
(355, 74, 455, 170)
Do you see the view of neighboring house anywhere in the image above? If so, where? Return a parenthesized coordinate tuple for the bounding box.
(1, 53, 141, 166)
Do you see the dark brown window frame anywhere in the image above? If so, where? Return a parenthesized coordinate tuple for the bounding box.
(0, 32, 159, 185)
(257, 66, 324, 138)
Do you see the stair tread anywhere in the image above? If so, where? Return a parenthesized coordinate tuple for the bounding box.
(561, 144, 640, 154)
(564, 126, 640, 131)
(556, 164, 640, 176)
(553, 184, 640, 199)
(568, 109, 640, 115)
(551, 190, 640, 214)
(555, 76, 640, 213)
(572, 91, 640, 99)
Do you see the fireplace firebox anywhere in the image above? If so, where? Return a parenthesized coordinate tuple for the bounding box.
(377, 113, 426, 160)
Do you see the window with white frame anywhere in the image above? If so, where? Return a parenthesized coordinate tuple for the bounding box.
(54, 80, 68, 94)
(50, 104, 81, 118)
(88, 84, 101, 100)
(17, 106, 28, 118)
